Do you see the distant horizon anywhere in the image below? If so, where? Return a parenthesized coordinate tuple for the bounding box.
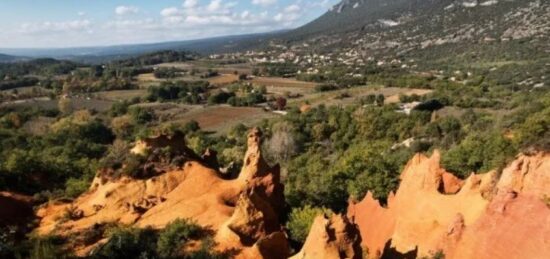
(0, 0, 338, 49)
(0, 29, 286, 51)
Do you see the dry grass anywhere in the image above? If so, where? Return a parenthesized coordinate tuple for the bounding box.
(94, 90, 147, 101)
(207, 74, 239, 86)
(251, 77, 318, 89)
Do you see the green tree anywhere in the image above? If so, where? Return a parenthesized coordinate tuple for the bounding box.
(287, 205, 331, 243)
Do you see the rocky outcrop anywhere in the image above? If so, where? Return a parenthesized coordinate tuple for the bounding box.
(349, 151, 550, 259)
(290, 214, 362, 259)
(36, 128, 289, 257)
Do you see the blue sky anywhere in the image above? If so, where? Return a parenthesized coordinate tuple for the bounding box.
(0, 0, 338, 48)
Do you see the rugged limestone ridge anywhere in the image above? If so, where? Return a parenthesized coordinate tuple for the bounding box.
(348, 151, 550, 259)
(35, 128, 289, 257)
(290, 214, 362, 259)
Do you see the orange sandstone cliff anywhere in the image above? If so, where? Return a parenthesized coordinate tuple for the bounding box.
(36, 128, 289, 258)
(33, 128, 550, 258)
(348, 151, 550, 259)
(290, 214, 363, 259)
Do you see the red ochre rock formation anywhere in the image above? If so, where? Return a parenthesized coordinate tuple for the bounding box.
(290, 214, 363, 259)
(35, 128, 289, 258)
(348, 151, 550, 259)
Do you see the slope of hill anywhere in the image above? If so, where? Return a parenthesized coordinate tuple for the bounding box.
(0, 32, 281, 63)
(0, 53, 26, 63)
(279, 0, 549, 65)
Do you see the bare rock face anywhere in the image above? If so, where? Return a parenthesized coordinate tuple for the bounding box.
(348, 151, 550, 259)
(497, 152, 550, 197)
(35, 128, 289, 258)
(238, 128, 286, 216)
(130, 131, 200, 160)
(290, 214, 362, 259)
(227, 190, 280, 246)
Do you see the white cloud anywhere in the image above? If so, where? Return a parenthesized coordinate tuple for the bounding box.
(252, 0, 277, 6)
(274, 4, 303, 25)
(0, 1, 337, 48)
(284, 4, 301, 13)
(20, 20, 92, 33)
(161, 7, 181, 17)
(115, 6, 139, 16)
(207, 0, 224, 12)
(183, 0, 198, 9)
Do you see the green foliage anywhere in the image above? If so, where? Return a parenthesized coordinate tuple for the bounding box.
(199, 69, 219, 79)
(0, 77, 39, 91)
(314, 83, 338, 92)
(146, 81, 209, 104)
(110, 101, 131, 117)
(110, 50, 195, 67)
(154, 67, 184, 79)
(0, 58, 76, 80)
(441, 131, 516, 178)
(260, 63, 299, 77)
(90, 221, 224, 259)
(182, 120, 200, 133)
(515, 104, 550, 149)
(157, 219, 202, 258)
(65, 177, 91, 198)
(29, 235, 71, 259)
(92, 227, 158, 259)
(129, 106, 154, 124)
(227, 92, 265, 107)
(207, 91, 235, 105)
(286, 205, 331, 243)
(0, 113, 112, 195)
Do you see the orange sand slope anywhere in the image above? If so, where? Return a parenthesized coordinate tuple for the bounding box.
(36, 128, 289, 258)
(348, 151, 550, 259)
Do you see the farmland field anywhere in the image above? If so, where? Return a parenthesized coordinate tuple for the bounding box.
(207, 74, 239, 86)
(93, 90, 147, 101)
(287, 86, 433, 107)
(251, 76, 318, 95)
(0, 97, 114, 112)
(168, 105, 278, 133)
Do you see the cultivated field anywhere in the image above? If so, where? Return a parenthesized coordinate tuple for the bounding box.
(0, 97, 114, 112)
(207, 74, 239, 86)
(93, 90, 147, 101)
(168, 105, 277, 133)
(288, 86, 434, 107)
(251, 76, 319, 95)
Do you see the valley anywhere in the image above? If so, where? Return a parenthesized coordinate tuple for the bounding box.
(0, 0, 549, 258)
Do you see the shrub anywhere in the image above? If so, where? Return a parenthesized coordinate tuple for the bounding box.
(29, 236, 69, 259)
(65, 177, 90, 198)
(314, 84, 338, 92)
(121, 154, 147, 178)
(441, 132, 516, 178)
(92, 227, 157, 259)
(207, 91, 235, 105)
(286, 205, 331, 243)
(157, 219, 202, 258)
